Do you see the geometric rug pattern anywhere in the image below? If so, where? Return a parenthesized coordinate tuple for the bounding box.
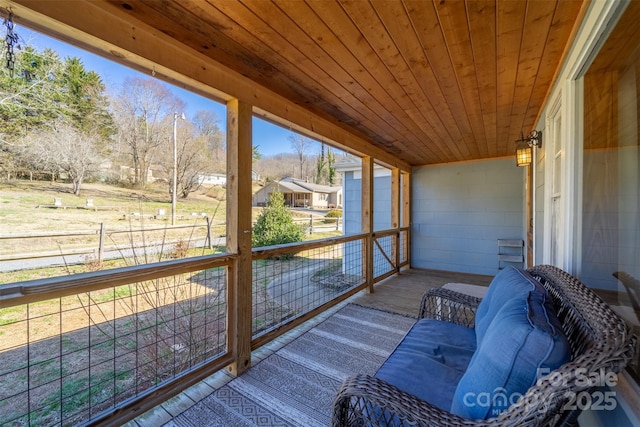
(166, 304, 415, 426)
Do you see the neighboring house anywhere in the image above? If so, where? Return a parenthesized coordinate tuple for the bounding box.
(197, 173, 226, 186)
(252, 177, 342, 209)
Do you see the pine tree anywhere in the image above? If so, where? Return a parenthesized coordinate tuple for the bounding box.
(252, 191, 305, 248)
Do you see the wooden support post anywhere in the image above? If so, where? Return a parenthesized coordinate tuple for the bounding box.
(362, 156, 374, 293)
(391, 168, 400, 271)
(402, 171, 411, 266)
(206, 216, 213, 250)
(226, 99, 253, 376)
(98, 223, 105, 262)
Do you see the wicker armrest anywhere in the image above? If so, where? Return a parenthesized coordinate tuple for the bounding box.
(418, 287, 481, 327)
(332, 374, 480, 427)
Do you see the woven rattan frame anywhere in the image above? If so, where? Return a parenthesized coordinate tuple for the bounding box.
(332, 265, 637, 427)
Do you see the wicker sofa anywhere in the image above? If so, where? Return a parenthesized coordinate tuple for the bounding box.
(332, 265, 636, 427)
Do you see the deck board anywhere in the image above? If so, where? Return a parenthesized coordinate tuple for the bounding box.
(352, 268, 492, 317)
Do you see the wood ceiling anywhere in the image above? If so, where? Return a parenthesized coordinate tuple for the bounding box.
(5, 0, 586, 168)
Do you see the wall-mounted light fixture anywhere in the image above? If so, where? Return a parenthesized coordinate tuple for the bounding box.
(515, 130, 542, 167)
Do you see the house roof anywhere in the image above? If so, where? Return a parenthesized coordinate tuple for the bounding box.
(281, 178, 341, 194)
(272, 180, 312, 194)
(8, 1, 586, 169)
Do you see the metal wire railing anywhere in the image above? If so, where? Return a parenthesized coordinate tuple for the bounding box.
(0, 255, 231, 426)
(251, 235, 366, 339)
(0, 229, 406, 426)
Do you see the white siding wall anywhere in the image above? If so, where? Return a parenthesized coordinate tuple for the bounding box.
(411, 158, 525, 276)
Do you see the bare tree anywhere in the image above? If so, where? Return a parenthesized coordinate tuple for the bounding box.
(21, 124, 102, 195)
(192, 110, 224, 165)
(255, 153, 298, 181)
(289, 133, 311, 180)
(155, 117, 216, 198)
(111, 77, 183, 187)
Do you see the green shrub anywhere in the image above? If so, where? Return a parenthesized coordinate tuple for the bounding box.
(252, 192, 305, 248)
(325, 209, 342, 218)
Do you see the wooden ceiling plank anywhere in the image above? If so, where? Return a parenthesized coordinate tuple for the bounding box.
(275, 0, 441, 163)
(404, 0, 482, 160)
(372, 0, 476, 160)
(496, 0, 526, 156)
(197, 0, 401, 146)
(307, 0, 445, 162)
(507, 0, 557, 151)
(234, 0, 421, 160)
(208, 2, 400, 150)
(466, 0, 498, 158)
(339, 0, 461, 161)
(525, 0, 586, 133)
(130, 0, 323, 111)
(434, 0, 490, 159)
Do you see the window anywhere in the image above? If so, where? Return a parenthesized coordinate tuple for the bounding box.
(581, 1, 640, 382)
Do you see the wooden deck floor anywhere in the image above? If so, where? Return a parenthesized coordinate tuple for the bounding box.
(133, 268, 495, 426)
(352, 268, 493, 317)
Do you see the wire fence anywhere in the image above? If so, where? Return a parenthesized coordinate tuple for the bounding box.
(0, 257, 230, 426)
(0, 216, 340, 269)
(0, 228, 405, 426)
(251, 237, 365, 339)
(0, 220, 219, 263)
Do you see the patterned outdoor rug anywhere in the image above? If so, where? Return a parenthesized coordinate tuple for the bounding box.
(168, 304, 415, 426)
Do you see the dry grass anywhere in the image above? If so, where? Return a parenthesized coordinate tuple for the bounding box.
(0, 180, 229, 233)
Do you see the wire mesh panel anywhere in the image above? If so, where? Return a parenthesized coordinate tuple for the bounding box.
(399, 229, 408, 265)
(0, 266, 227, 426)
(252, 238, 365, 338)
(372, 234, 395, 280)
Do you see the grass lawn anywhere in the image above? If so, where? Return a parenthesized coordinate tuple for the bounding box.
(0, 179, 230, 233)
(0, 179, 342, 283)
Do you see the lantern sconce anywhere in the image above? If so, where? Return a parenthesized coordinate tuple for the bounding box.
(515, 130, 542, 167)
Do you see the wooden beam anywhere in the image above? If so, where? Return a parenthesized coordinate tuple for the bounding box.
(226, 99, 253, 376)
(402, 171, 411, 267)
(3, 0, 410, 171)
(391, 168, 400, 270)
(391, 168, 400, 229)
(362, 156, 374, 292)
(0, 254, 234, 308)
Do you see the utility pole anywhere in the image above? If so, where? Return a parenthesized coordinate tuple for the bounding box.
(172, 112, 184, 225)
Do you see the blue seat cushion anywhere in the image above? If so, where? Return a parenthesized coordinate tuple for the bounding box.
(375, 318, 476, 412)
(450, 279, 571, 419)
(475, 266, 541, 344)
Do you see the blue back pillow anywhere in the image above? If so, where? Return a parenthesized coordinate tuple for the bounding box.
(475, 267, 539, 342)
(451, 268, 571, 419)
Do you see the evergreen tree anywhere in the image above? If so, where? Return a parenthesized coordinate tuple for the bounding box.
(327, 147, 336, 185)
(0, 47, 62, 141)
(252, 191, 305, 248)
(315, 143, 327, 184)
(58, 57, 114, 138)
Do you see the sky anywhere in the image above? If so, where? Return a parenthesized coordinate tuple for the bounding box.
(18, 27, 320, 157)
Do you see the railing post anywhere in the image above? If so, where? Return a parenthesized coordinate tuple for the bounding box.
(362, 156, 374, 292)
(206, 216, 213, 249)
(402, 171, 411, 267)
(391, 168, 400, 272)
(98, 222, 105, 262)
(309, 214, 313, 234)
(226, 98, 253, 376)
